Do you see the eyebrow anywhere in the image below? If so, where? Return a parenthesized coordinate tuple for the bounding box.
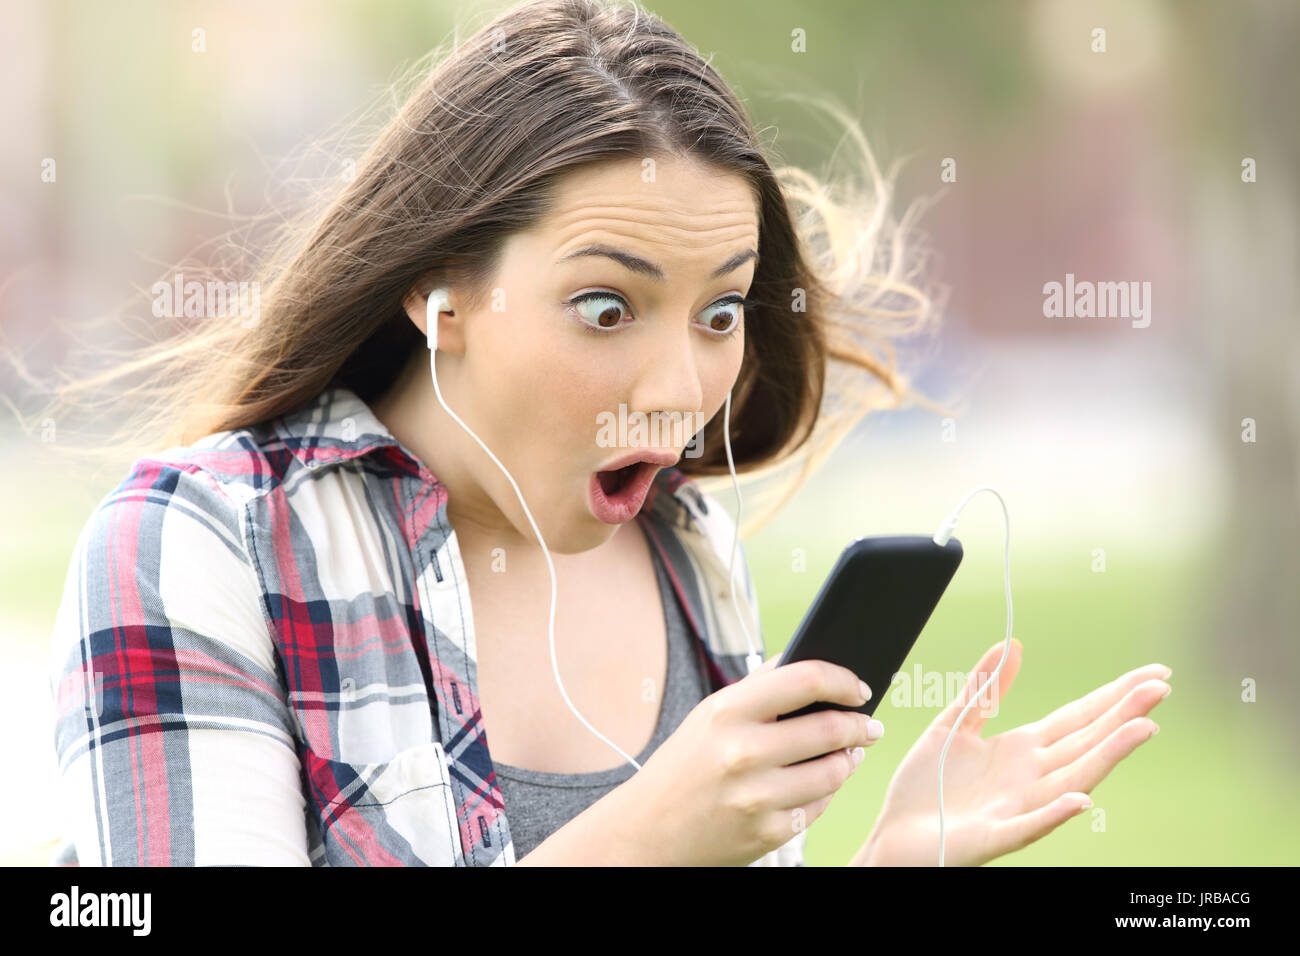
(556, 244, 758, 281)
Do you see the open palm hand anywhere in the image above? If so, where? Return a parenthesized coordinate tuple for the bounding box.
(857, 639, 1170, 867)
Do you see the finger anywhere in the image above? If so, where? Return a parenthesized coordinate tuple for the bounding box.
(767, 793, 835, 853)
(1032, 715, 1158, 807)
(989, 791, 1093, 857)
(734, 658, 871, 722)
(763, 744, 865, 809)
(1040, 678, 1170, 773)
(1032, 662, 1171, 747)
(759, 707, 882, 767)
(934, 638, 1022, 735)
(782, 792, 835, 831)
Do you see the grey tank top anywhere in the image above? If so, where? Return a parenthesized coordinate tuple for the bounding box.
(493, 525, 710, 861)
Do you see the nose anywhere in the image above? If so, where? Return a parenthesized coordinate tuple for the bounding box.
(630, 318, 706, 446)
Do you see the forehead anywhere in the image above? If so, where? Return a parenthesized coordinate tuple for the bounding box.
(525, 155, 760, 273)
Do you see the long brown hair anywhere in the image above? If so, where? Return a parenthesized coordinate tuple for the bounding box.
(23, 0, 950, 534)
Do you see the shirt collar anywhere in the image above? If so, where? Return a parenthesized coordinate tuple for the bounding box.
(275, 383, 713, 534)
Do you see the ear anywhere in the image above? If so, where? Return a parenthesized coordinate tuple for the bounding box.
(401, 282, 466, 354)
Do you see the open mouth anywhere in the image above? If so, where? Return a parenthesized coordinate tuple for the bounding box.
(589, 460, 658, 524)
(596, 461, 643, 496)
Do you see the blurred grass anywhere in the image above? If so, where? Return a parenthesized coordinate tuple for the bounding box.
(750, 521, 1300, 866)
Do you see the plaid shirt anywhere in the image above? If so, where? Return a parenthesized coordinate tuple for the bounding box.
(48, 384, 807, 866)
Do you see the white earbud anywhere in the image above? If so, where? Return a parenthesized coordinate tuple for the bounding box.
(425, 287, 447, 352)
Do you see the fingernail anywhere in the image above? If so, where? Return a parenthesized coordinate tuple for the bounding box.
(859, 680, 872, 703)
(1149, 722, 1160, 737)
(1161, 666, 1172, 680)
(1160, 685, 1171, 699)
(850, 746, 865, 766)
(866, 719, 885, 740)
(1080, 800, 1093, 811)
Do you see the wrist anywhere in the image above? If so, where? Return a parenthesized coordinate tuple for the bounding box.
(591, 779, 658, 865)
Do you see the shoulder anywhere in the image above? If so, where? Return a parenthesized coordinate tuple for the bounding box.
(65, 424, 277, 587)
(52, 404, 314, 650)
(112, 414, 301, 515)
(55, 443, 274, 645)
(76, 448, 252, 570)
(80, 383, 381, 535)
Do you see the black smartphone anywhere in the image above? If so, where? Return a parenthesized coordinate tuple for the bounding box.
(775, 535, 963, 723)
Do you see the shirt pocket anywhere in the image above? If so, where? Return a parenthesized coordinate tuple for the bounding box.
(301, 739, 463, 866)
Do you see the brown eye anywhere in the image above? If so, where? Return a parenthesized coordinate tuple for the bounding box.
(708, 310, 737, 333)
(699, 296, 747, 337)
(570, 292, 631, 332)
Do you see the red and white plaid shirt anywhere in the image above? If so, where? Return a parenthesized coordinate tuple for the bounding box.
(48, 384, 807, 866)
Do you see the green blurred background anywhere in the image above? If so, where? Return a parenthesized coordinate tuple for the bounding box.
(2, 0, 1297, 865)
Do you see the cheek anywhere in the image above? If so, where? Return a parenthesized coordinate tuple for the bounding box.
(462, 311, 532, 422)
(700, 339, 745, 422)
(562, 352, 629, 455)
(466, 308, 608, 446)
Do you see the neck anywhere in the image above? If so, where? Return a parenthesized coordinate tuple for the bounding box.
(370, 349, 534, 553)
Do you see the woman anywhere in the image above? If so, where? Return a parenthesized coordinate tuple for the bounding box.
(46, 0, 1169, 866)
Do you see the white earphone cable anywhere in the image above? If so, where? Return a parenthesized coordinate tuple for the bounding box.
(931, 486, 1013, 866)
(721, 389, 766, 676)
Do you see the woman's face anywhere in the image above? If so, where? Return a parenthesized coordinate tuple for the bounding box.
(403, 152, 759, 555)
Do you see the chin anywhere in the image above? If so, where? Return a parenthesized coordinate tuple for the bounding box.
(543, 514, 622, 555)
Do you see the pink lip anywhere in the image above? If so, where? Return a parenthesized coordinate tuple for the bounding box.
(594, 449, 681, 472)
(588, 463, 660, 524)
(587, 450, 680, 525)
